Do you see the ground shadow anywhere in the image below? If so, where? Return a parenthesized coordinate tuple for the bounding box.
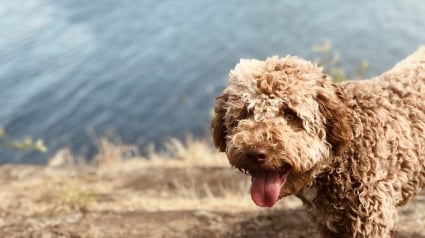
(223, 208, 318, 238)
(221, 208, 425, 238)
(396, 232, 425, 238)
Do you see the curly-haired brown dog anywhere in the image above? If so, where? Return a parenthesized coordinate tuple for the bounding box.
(211, 47, 425, 237)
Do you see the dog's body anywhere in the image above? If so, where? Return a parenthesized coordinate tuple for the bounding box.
(211, 47, 425, 237)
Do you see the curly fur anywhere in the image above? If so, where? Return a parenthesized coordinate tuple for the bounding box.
(211, 47, 425, 237)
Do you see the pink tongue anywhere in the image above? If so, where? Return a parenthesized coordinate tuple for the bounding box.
(250, 171, 282, 207)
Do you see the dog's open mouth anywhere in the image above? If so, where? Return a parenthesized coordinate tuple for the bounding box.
(250, 166, 291, 207)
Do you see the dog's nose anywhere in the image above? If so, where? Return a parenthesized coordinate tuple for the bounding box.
(247, 147, 270, 164)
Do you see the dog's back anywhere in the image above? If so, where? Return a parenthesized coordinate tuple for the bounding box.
(341, 46, 425, 205)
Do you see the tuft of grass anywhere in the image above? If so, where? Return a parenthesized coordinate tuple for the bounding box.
(92, 137, 139, 166)
(48, 135, 228, 169)
(55, 181, 99, 211)
(48, 148, 84, 167)
(312, 40, 370, 81)
(144, 135, 228, 167)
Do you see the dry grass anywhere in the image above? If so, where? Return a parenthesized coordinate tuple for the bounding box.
(1, 137, 300, 218)
(144, 136, 230, 167)
(2, 137, 424, 237)
(49, 136, 230, 168)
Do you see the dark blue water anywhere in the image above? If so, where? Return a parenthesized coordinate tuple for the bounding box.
(1, 0, 424, 163)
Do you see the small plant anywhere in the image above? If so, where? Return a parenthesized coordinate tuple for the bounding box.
(56, 182, 99, 210)
(0, 127, 47, 153)
(312, 40, 369, 82)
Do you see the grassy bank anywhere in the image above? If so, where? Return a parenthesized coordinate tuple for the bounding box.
(1, 137, 425, 237)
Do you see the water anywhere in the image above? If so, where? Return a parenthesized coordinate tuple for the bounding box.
(0, 0, 424, 163)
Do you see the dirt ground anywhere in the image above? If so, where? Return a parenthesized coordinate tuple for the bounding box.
(1, 163, 425, 238)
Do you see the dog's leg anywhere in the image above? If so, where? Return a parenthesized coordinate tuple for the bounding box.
(311, 192, 398, 238)
(348, 198, 397, 238)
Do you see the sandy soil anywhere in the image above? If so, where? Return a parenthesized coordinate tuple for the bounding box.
(0, 163, 424, 238)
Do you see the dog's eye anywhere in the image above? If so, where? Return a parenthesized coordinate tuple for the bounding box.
(239, 107, 254, 120)
(228, 108, 252, 128)
(282, 108, 299, 122)
(287, 114, 296, 121)
(283, 108, 303, 129)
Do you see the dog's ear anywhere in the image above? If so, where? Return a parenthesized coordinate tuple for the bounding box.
(211, 94, 228, 152)
(316, 82, 352, 155)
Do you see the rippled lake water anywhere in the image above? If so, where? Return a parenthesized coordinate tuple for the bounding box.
(1, 0, 424, 163)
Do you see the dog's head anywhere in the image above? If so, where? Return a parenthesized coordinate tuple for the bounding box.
(211, 56, 352, 207)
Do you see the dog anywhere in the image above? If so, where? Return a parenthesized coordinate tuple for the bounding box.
(211, 47, 425, 237)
